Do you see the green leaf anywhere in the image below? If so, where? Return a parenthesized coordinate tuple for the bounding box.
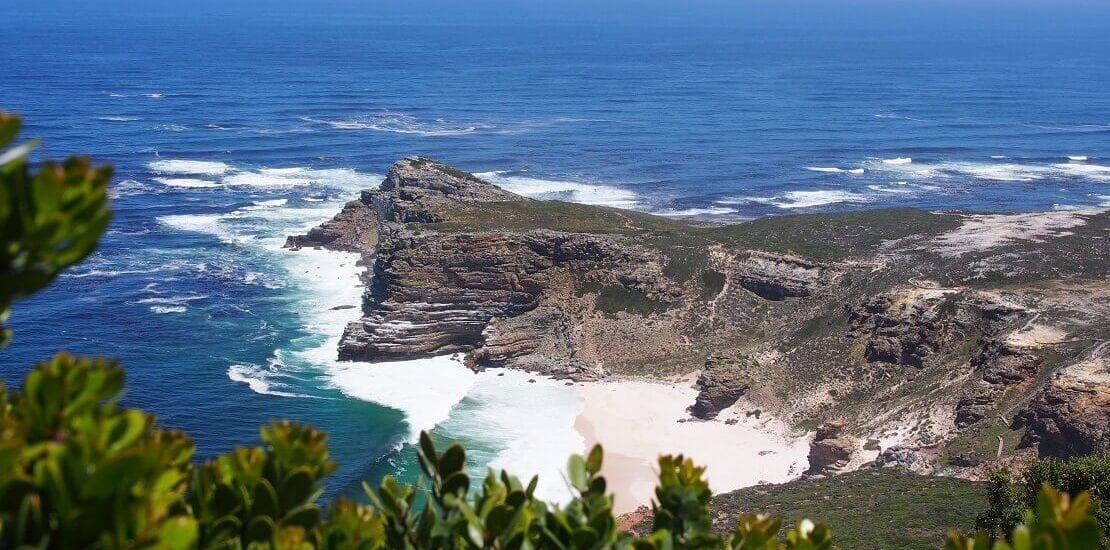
(280, 505, 321, 530)
(568, 455, 588, 493)
(439, 443, 466, 477)
(251, 479, 280, 519)
(585, 445, 603, 475)
(244, 515, 277, 543)
(441, 472, 470, 498)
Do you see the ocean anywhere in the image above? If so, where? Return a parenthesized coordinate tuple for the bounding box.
(1, 14, 1108, 500)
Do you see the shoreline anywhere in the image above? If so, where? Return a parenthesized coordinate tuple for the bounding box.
(572, 377, 810, 515)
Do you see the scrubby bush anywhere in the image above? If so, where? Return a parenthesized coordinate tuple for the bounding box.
(978, 455, 1110, 544)
(0, 110, 1106, 549)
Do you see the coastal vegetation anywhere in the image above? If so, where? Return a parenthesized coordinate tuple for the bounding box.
(1, 114, 1107, 548)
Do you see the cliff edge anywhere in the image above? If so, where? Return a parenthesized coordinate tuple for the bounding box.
(289, 156, 1110, 476)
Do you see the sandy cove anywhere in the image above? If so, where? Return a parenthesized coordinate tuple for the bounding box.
(572, 377, 811, 515)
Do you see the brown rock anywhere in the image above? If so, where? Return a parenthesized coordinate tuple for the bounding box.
(806, 421, 856, 476)
(688, 355, 756, 419)
(1018, 353, 1110, 457)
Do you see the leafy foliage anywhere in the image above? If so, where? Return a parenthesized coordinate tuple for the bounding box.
(0, 353, 197, 549)
(978, 455, 1110, 545)
(0, 109, 1106, 549)
(0, 356, 847, 549)
(950, 485, 1103, 550)
(0, 111, 112, 346)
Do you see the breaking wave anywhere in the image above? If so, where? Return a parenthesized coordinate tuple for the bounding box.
(474, 171, 639, 208)
(301, 112, 487, 136)
(149, 159, 233, 176)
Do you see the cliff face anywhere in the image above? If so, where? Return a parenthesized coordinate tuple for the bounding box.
(289, 156, 1110, 475)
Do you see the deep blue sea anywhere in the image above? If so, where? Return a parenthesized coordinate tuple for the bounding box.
(2, 14, 1108, 499)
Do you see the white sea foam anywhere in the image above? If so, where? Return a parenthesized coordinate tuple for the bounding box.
(329, 356, 477, 438)
(1054, 162, 1110, 182)
(436, 369, 584, 503)
(882, 157, 913, 165)
(223, 167, 380, 190)
(155, 177, 222, 189)
(1067, 155, 1088, 161)
(718, 190, 870, 209)
(134, 294, 208, 305)
(145, 93, 165, 98)
(150, 305, 187, 314)
(98, 116, 141, 122)
(149, 159, 233, 176)
(805, 166, 865, 174)
(301, 112, 484, 136)
(868, 184, 916, 194)
(873, 113, 925, 122)
(655, 206, 736, 217)
(773, 190, 870, 208)
(252, 198, 289, 208)
(865, 158, 1110, 183)
(474, 171, 638, 208)
(157, 213, 243, 244)
(111, 179, 156, 197)
(227, 364, 313, 398)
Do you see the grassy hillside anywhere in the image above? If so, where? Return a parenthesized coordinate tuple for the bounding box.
(710, 469, 986, 550)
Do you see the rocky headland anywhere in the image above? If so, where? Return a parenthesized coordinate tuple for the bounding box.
(289, 156, 1109, 486)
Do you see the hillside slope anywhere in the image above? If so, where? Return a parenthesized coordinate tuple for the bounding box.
(289, 156, 1110, 478)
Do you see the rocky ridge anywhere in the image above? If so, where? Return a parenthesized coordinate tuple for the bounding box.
(289, 156, 1110, 479)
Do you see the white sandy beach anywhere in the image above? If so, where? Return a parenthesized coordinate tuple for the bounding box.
(574, 377, 810, 514)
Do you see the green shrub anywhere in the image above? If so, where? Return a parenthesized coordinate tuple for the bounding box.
(700, 269, 726, 299)
(594, 284, 670, 317)
(978, 455, 1110, 544)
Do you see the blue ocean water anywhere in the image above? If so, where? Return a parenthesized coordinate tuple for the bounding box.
(1, 14, 1108, 498)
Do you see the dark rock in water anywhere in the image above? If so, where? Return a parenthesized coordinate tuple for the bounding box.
(330, 305, 356, 311)
(689, 355, 757, 419)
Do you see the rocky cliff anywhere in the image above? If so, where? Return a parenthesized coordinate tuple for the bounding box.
(289, 156, 1110, 477)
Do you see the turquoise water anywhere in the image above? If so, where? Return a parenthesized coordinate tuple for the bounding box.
(1, 13, 1108, 499)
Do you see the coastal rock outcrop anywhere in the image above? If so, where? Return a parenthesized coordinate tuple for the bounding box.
(873, 445, 930, 473)
(290, 156, 1110, 478)
(1018, 349, 1110, 458)
(689, 354, 757, 420)
(806, 421, 857, 477)
(955, 341, 1041, 428)
(849, 287, 966, 368)
(338, 230, 645, 361)
(731, 251, 840, 301)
